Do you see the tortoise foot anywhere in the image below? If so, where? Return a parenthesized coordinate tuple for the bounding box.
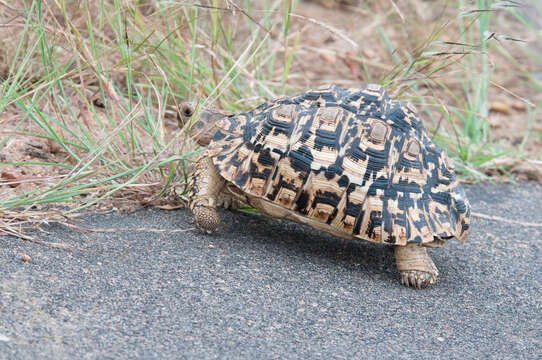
(217, 192, 245, 210)
(394, 243, 439, 289)
(192, 205, 220, 234)
(399, 270, 438, 289)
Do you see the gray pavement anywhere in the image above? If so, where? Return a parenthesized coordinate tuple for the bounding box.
(1, 184, 541, 359)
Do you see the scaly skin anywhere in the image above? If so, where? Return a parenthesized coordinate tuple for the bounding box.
(394, 243, 439, 289)
(189, 156, 224, 234)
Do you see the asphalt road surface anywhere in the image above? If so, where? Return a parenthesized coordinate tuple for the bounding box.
(1, 184, 541, 359)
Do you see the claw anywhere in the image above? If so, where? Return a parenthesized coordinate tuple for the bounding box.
(399, 270, 437, 289)
(395, 244, 439, 289)
(402, 274, 409, 287)
(409, 273, 416, 289)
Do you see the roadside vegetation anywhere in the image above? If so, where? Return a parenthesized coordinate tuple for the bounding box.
(0, 0, 540, 239)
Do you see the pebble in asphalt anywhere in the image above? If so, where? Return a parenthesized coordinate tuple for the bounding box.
(0, 184, 541, 359)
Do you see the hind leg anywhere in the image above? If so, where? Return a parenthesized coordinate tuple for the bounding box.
(394, 243, 439, 289)
(189, 156, 225, 233)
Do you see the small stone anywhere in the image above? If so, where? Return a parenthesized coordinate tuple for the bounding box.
(208, 244, 215, 249)
(490, 102, 511, 115)
(437, 336, 445, 342)
(320, 52, 337, 65)
(24, 145, 49, 160)
(510, 102, 527, 111)
(1, 171, 19, 188)
(0, 334, 10, 342)
(47, 139, 61, 154)
(20, 254, 31, 263)
(297, 308, 305, 313)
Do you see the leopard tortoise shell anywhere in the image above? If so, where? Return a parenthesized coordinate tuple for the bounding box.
(187, 84, 471, 289)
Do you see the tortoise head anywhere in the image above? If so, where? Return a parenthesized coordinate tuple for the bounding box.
(178, 103, 228, 147)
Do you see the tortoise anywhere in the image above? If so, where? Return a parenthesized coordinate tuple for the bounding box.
(185, 84, 470, 289)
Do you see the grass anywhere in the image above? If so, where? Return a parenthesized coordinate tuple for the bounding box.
(0, 0, 539, 238)
(373, 0, 538, 181)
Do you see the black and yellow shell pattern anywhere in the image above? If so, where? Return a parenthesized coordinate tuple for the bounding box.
(207, 85, 470, 246)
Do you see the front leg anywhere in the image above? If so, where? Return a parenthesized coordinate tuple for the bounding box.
(189, 156, 225, 233)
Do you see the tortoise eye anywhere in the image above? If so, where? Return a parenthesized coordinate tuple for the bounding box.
(181, 103, 194, 118)
(178, 103, 195, 126)
(183, 107, 193, 118)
